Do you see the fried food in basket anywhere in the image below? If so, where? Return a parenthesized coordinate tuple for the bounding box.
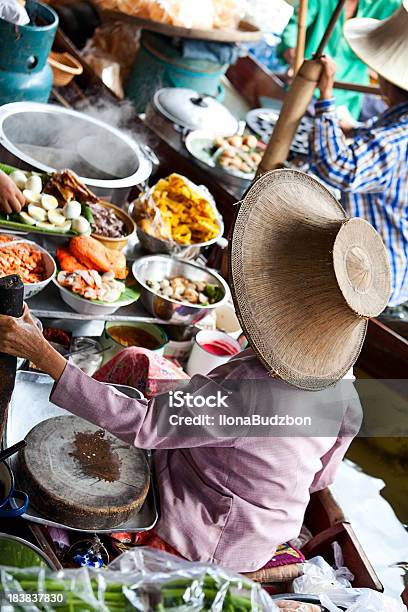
(136, 173, 220, 245)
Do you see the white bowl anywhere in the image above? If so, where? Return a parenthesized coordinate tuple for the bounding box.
(21, 243, 56, 300)
(55, 282, 123, 316)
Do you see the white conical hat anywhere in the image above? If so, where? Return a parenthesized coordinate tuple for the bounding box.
(344, 0, 408, 92)
(229, 170, 392, 391)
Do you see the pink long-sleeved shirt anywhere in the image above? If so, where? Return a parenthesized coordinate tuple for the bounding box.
(50, 348, 361, 572)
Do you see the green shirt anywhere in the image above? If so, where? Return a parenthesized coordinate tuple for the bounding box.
(278, 0, 401, 118)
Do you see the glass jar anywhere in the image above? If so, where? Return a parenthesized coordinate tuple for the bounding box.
(68, 338, 103, 376)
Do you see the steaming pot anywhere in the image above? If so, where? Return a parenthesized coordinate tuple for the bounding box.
(0, 1, 58, 105)
(0, 102, 153, 204)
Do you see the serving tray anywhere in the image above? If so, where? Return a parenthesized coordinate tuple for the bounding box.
(4, 370, 159, 533)
(99, 9, 261, 42)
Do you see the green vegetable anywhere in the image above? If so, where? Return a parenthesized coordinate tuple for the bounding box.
(0, 570, 260, 611)
(82, 205, 95, 226)
(204, 283, 224, 304)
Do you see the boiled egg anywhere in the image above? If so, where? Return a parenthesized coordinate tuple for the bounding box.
(19, 211, 36, 226)
(48, 209, 67, 227)
(41, 194, 59, 210)
(26, 175, 42, 194)
(23, 189, 42, 205)
(72, 216, 91, 234)
(27, 204, 47, 222)
(63, 200, 82, 220)
(9, 170, 27, 190)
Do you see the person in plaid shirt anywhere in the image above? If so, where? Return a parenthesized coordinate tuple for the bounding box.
(309, 3, 408, 307)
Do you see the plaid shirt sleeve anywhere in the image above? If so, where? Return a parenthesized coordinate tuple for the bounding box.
(309, 98, 397, 193)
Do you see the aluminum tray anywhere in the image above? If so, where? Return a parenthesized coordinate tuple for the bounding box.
(4, 370, 159, 533)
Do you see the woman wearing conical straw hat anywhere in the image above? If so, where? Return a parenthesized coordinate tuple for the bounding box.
(309, 1, 408, 312)
(0, 172, 391, 578)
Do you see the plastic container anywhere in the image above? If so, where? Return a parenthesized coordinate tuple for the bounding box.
(0, 1, 58, 104)
(187, 329, 241, 376)
(102, 321, 168, 362)
(215, 302, 242, 339)
(68, 337, 104, 375)
(48, 51, 83, 87)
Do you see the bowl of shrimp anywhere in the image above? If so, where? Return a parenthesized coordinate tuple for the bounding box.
(0, 235, 56, 300)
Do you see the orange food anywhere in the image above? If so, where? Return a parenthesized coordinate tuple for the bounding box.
(61, 236, 127, 279)
(70, 236, 113, 273)
(106, 249, 127, 280)
(0, 243, 45, 284)
(56, 247, 87, 273)
(0, 235, 14, 244)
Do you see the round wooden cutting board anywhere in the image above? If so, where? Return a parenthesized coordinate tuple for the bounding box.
(18, 416, 150, 530)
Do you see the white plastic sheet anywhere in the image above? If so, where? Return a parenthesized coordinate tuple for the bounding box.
(320, 588, 407, 612)
(0, 0, 29, 25)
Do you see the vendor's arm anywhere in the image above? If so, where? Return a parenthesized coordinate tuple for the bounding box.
(309, 56, 397, 192)
(0, 307, 237, 450)
(277, 0, 318, 63)
(0, 171, 25, 214)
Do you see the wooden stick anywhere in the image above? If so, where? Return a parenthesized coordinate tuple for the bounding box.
(257, 58, 322, 174)
(257, 0, 347, 174)
(334, 80, 380, 95)
(294, 0, 308, 75)
(315, 0, 347, 57)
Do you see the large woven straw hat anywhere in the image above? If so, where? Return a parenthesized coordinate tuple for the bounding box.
(344, 0, 408, 92)
(229, 170, 391, 391)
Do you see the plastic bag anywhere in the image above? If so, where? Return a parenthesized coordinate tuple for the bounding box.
(82, 22, 140, 98)
(292, 552, 353, 595)
(320, 588, 407, 612)
(0, 0, 29, 25)
(93, 0, 248, 31)
(0, 547, 278, 611)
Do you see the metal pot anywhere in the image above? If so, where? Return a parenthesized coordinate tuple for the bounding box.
(0, 102, 153, 205)
(144, 87, 238, 153)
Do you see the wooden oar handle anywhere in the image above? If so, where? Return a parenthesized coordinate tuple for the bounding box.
(257, 59, 323, 175)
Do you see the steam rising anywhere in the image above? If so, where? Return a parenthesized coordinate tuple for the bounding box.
(3, 97, 159, 181)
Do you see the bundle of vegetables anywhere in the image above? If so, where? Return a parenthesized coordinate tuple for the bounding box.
(0, 548, 274, 611)
(0, 569, 270, 611)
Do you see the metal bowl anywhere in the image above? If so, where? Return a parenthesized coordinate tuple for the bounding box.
(0, 533, 54, 568)
(184, 130, 253, 194)
(0, 102, 152, 204)
(132, 255, 229, 324)
(133, 209, 224, 260)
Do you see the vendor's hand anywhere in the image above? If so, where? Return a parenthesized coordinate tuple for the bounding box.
(0, 304, 66, 380)
(340, 120, 355, 137)
(276, 602, 320, 611)
(0, 171, 25, 214)
(318, 55, 337, 100)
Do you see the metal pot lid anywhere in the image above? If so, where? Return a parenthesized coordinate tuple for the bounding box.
(153, 88, 238, 135)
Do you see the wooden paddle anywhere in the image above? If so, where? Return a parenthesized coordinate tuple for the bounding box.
(257, 0, 347, 175)
(294, 0, 308, 75)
